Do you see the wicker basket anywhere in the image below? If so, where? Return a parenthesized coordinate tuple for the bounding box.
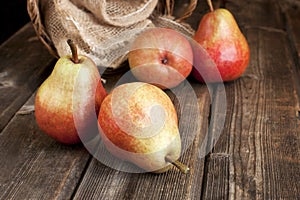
(27, 0, 198, 69)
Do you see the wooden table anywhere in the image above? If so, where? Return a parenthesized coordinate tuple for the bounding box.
(0, 0, 299, 199)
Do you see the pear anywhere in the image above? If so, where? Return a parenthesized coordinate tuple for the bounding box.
(35, 39, 107, 144)
(192, 0, 250, 82)
(128, 27, 193, 89)
(98, 82, 189, 173)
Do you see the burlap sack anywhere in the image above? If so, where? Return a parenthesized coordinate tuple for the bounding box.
(27, 0, 197, 69)
(69, 0, 159, 27)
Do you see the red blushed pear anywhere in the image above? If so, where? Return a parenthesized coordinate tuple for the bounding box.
(192, 1, 250, 83)
(128, 27, 193, 89)
(35, 39, 107, 144)
(98, 82, 189, 173)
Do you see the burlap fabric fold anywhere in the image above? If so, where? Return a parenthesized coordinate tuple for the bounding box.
(70, 0, 159, 27)
(27, 0, 196, 69)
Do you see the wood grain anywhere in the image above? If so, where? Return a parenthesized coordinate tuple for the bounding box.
(0, 23, 55, 132)
(280, 0, 300, 103)
(201, 154, 230, 200)
(226, 0, 285, 30)
(284, 3, 300, 60)
(0, 94, 91, 199)
(203, 21, 300, 200)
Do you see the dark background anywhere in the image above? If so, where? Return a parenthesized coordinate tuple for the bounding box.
(0, 0, 29, 44)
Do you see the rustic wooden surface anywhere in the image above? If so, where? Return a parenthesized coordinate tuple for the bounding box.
(0, 24, 55, 132)
(0, 0, 299, 199)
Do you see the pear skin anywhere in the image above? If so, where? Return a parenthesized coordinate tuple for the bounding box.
(128, 27, 193, 89)
(98, 82, 188, 173)
(193, 8, 250, 82)
(35, 40, 107, 144)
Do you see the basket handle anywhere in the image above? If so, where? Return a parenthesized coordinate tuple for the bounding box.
(27, 0, 59, 58)
(176, 0, 198, 22)
(163, 0, 198, 21)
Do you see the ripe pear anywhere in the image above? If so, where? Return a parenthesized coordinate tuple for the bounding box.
(128, 27, 193, 89)
(192, 1, 250, 82)
(35, 39, 107, 144)
(98, 82, 189, 173)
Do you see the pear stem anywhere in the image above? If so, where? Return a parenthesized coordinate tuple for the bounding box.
(165, 156, 190, 174)
(207, 0, 214, 12)
(67, 39, 79, 64)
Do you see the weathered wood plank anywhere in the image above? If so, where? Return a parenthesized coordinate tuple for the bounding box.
(72, 82, 211, 199)
(203, 27, 300, 199)
(0, 23, 55, 132)
(0, 94, 91, 199)
(226, 0, 285, 30)
(283, 2, 300, 59)
(201, 154, 230, 200)
(280, 0, 300, 98)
